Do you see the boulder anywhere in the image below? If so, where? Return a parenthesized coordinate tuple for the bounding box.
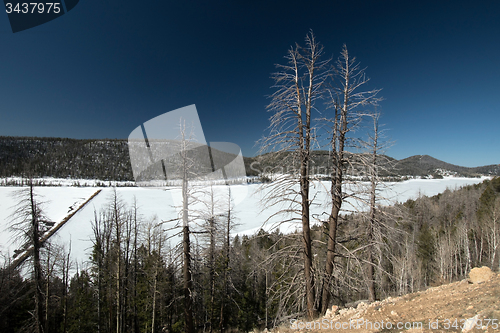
(461, 314, 479, 332)
(324, 305, 339, 318)
(468, 266, 494, 284)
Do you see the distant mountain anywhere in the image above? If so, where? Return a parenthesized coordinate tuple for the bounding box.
(245, 151, 499, 178)
(392, 154, 500, 177)
(0, 137, 498, 181)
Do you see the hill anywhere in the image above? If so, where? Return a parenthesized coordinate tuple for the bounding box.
(0, 136, 498, 181)
(393, 155, 500, 178)
(0, 136, 132, 180)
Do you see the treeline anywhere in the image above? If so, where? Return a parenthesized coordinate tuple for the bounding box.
(2, 177, 499, 332)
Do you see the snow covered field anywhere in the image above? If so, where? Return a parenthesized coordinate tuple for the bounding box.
(0, 177, 489, 269)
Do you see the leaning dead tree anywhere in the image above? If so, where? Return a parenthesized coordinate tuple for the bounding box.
(320, 45, 381, 314)
(259, 31, 329, 319)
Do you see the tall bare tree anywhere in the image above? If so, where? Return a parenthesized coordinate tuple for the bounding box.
(10, 179, 51, 333)
(110, 188, 125, 333)
(219, 189, 233, 333)
(360, 113, 388, 302)
(172, 119, 215, 333)
(259, 31, 329, 319)
(179, 122, 195, 333)
(320, 45, 381, 313)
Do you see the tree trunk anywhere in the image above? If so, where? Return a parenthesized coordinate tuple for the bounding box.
(220, 190, 231, 333)
(115, 205, 121, 333)
(209, 217, 215, 333)
(45, 247, 50, 333)
(133, 202, 139, 333)
(321, 103, 345, 314)
(182, 166, 194, 333)
(183, 225, 194, 333)
(366, 115, 379, 302)
(30, 182, 45, 333)
(151, 260, 158, 333)
(321, 187, 340, 314)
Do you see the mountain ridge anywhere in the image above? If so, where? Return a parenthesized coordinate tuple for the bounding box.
(393, 154, 500, 177)
(0, 136, 498, 180)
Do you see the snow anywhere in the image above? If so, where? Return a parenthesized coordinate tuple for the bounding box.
(0, 176, 489, 269)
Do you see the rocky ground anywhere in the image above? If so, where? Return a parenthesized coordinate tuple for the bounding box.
(272, 267, 500, 333)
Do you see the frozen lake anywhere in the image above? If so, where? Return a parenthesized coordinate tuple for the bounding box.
(0, 176, 488, 269)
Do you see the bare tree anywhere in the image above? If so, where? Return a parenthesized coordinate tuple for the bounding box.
(259, 31, 329, 319)
(320, 45, 381, 313)
(358, 113, 393, 301)
(11, 178, 53, 333)
(219, 188, 235, 333)
(109, 189, 125, 333)
(481, 196, 500, 269)
(9, 179, 52, 333)
(61, 241, 72, 333)
(150, 221, 166, 333)
(173, 119, 212, 333)
(197, 185, 223, 333)
(91, 203, 113, 333)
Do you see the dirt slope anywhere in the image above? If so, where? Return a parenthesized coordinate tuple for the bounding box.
(276, 272, 500, 333)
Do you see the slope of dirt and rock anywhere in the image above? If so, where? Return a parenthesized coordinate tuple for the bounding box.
(274, 267, 500, 333)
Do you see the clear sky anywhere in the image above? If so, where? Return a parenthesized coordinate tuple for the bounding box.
(0, 0, 499, 167)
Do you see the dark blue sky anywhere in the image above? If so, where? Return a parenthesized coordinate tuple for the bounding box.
(0, 0, 499, 167)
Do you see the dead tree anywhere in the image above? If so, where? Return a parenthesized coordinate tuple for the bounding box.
(320, 45, 381, 314)
(362, 113, 385, 302)
(9, 179, 50, 333)
(259, 31, 329, 319)
(173, 120, 205, 333)
(61, 241, 72, 333)
(197, 185, 222, 333)
(110, 188, 125, 333)
(219, 188, 236, 332)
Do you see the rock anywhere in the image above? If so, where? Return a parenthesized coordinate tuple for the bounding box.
(345, 299, 369, 309)
(357, 301, 368, 309)
(461, 314, 479, 332)
(469, 266, 494, 284)
(325, 305, 338, 318)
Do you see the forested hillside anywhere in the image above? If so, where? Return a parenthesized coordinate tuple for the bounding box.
(1, 136, 498, 181)
(0, 137, 132, 181)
